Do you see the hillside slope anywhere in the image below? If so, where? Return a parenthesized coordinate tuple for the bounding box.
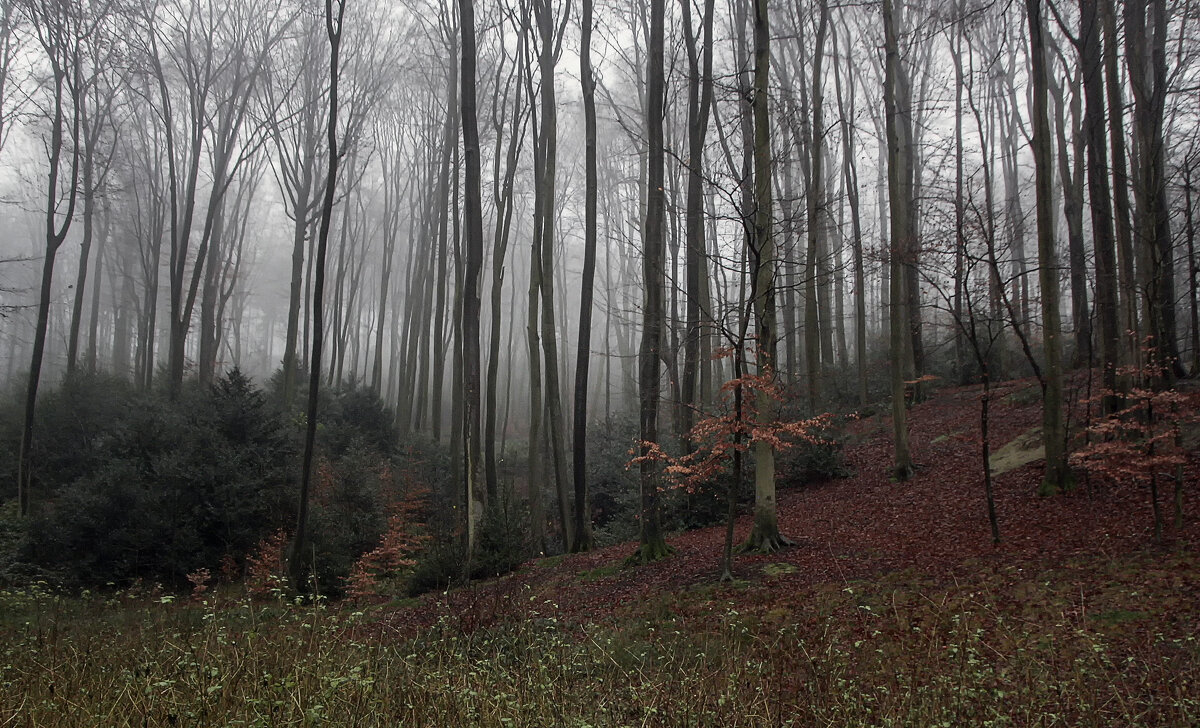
(381, 378, 1200, 635)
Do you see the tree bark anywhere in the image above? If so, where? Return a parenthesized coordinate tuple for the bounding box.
(1026, 0, 1071, 495)
(571, 0, 599, 553)
(459, 0, 486, 555)
(743, 0, 788, 551)
(632, 0, 670, 563)
(883, 0, 913, 481)
(1079, 0, 1122, 411)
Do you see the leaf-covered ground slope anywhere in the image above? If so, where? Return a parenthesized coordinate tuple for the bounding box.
(379, 378, 1200, 635)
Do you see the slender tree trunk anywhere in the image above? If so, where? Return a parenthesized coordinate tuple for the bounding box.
(1050, 61, 1091, 367)
(1102, 0, 1138, 367)
(291, 0, 344, 591)
(67, 134, 96, 375)
(18, 14, 81, 516)
(1080, 0, 1122, 411)
(459, 0, 486, 555)
(86, 207, 110, 374)
(833, 16, 867, 406)
(485, 45, 525, 502)
(804, 0, 830, 409)
(680, 0, 715, 432)
(430, 91, 457, 439)
(951, 12, 967, 383)
(883, 0, 913, 481)
(534, 0, 573, 548)
(1185, 168, 1200, 377)
(571, 0, 598, 553)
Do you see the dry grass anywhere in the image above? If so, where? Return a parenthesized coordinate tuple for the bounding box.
(1, 547, 1197, 727)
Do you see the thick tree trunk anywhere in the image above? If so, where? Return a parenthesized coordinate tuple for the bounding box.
(632, 0, 670, 563)
(743, 0, 788, 552)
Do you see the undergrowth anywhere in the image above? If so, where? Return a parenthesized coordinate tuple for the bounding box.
(0, 549, 1196, 727)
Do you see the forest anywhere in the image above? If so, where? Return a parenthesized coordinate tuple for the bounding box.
(0, 0, 1198, 724)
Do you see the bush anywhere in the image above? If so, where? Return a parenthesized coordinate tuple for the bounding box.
(407, 496, 533, 596)
(778, 424, 852, 485)
(22, 371, 297, 588)
(305, 445, 392, 594)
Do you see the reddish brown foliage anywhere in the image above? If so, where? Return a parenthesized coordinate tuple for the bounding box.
(246, 529, 290, 599)
(345, 488, 430, 602)
(1071, 384, 1199, 487)
(631, 370, 838, 493)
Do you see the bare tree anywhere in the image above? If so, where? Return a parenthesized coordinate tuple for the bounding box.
(292, 0, 345, 591)
(16, 0, 89, 517)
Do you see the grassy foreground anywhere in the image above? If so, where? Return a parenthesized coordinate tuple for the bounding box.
(1, 549, 1197, 727)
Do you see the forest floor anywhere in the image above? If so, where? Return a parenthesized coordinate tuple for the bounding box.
(380, 376, 1200, 636)
(3, 377, 1198, 726)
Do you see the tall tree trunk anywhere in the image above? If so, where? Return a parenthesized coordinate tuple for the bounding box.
(571, 0, 599, 553)
(431, 90, 457, 440)
(804, 0, 830, 409)
(18, 6, 81, 516)
(459, 0, 486, 554)
(743, 0, 788, 551)
(632, 0, 670, 563)
(85, 207, 110, 374)
(534, 0, 573, 549)
(524, 11, 546, 552)
(883, 0, 913, 481)
(832, 13, 867, 405)
(1049, 59, 1091, 367)
(1185, 164, 1200, 377)
(680, 0, 715, 428)
(1126, 0, 1180, 385)
(1080, 0, 1122, 411)
(485, 37, 525, 502)
(1026, 0, 1071, 495)
(951, 7, 967, 383)
(1102, 0, 1138, 367)
(291, 0, 344, 591)
(67, 127, 97, 375)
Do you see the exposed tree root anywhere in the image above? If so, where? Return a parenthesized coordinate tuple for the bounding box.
(626, 540, 675, 566)
(738, 529, 793, 554)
